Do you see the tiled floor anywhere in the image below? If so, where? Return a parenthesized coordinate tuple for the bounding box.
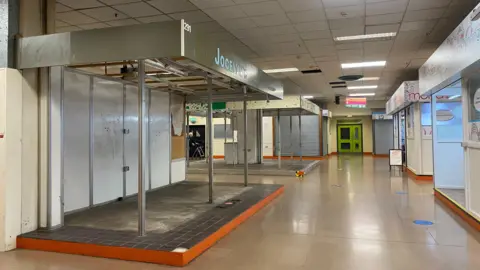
(188, 159, 320, 176)
(438, 188, 466, 208)
(4, 156, 480, 269)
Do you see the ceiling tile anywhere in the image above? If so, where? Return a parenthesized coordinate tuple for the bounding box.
(193, 21, 226, 33)
(262, 25, 298, 36)
(314, 55, 339, 62)
(107, 19, 140, 27)
(305, 39, 335, 48)
(268, 33, 302, 43)
(278, 0, 323, 12)
(366, 13, 403, 25)
(322, 0, 366, 8)
(407, 0, 451, 10)
(300, 30, 332, 40)
(233, 0, 266, 3)
(56, 3, 72, 12)
(325, 5, 365, 19)
(366, 0, 408, 16)
(400, 20, 436, 32)
(80, 7, 128, 22)
(56, 25, 82, 33)
(219, 18, 257, 30)
(100, 0, 141, 4)
(331, 27, 364, 37)
(56, 11, 98, 25)
(79, 22, 110, 30)
(147, 0, 198, 14)
(287, 9, 327, 23)
(250, 13, 290, 27)
(404, 8, 446, 21)
(366, 23, 400, 34)
(329, 17, 365, 29)
(294, 21, 329, 32)
(203, 6, 247, 20)
(190, 0, 235, 9)
(57, 0, 104, 9)
(336, 42, 363, 50)
(56, 20, 70, 27)
(169, 10, 212, 23)
(306, 45, 337, 57)
(113, 2, 162, 17)
(240, 1, 284, 16)
(136, 15, 173, 23)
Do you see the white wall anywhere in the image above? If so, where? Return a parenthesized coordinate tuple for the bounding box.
(263, 117, 273, 156)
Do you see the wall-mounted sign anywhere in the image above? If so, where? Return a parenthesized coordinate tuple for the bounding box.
(214, 48, 248, 79)
(436, 109, 455, 121)
(372, 114, 393, 120)
(345, 97, 367, 108)
(322, 110, 330, 117)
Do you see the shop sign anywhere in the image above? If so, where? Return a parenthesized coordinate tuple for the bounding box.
(214, 48, 248, 79)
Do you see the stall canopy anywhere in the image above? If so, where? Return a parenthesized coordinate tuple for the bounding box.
(17, 20, 283, 101)
(227, 96, 320, 116)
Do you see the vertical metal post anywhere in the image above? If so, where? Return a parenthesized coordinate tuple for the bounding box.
(257, 109, 263, 164)
(243, 86, 248, 187)
(186, 111, 190, 167)
(137, 60, 147, 236)
(224, 113, 227, 144)
(277, 109, 281, 169)
(289, 116, 293, 161)
(207, 77, 214, 203)
(299, 111, 303, 161)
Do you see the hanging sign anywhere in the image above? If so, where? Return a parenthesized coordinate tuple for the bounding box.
(389, 149, 403, 166)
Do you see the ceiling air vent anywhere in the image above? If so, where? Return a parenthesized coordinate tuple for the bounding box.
(301, 69, 322, 74)
(329, 81, 346, 85)
(332, 85, 347, 89)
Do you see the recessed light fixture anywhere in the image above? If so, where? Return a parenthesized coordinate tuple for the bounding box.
(341, 61, 386, 69)
(358, 77, 380, 81)
(334, 32, 397, 42)
(349, 93, 376, 97)
(263, 68, 299, 73)
(348, 85, 378, 90)
(303, 95, 313, 99)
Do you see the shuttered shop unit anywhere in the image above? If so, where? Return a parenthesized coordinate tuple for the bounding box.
(276, 115, 320, 157)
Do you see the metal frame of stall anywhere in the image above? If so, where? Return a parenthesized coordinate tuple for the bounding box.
(17, 20, 284, 236)
(227, 96, 321, 169)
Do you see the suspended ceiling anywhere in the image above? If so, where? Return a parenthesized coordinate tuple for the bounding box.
(54, 0, 479, 100)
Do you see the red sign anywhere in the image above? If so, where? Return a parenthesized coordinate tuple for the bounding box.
(345, 97, 367, 108)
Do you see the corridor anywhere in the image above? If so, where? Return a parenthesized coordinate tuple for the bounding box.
(1, 156, 479, 270)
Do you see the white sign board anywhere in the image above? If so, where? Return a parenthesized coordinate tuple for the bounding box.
(389, 149, 403, 166)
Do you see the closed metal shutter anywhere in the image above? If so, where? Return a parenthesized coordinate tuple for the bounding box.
(277, 115, 320, 156)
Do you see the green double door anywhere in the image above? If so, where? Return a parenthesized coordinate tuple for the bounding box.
(337, 125, 362, 153)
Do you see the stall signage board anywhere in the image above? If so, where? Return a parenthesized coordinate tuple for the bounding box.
(389, 149, 403, 169)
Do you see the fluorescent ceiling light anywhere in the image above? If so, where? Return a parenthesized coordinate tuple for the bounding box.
(263, 68, 299, 73)
(303, 95, 313, 99)
(348, 85, 378, 90)
(449, 95, 461, 100)
(342, 61, 386, 69)
(334, 32, 397, 41)
(349, 93, 376, 97)
(358, 77, 380, 81)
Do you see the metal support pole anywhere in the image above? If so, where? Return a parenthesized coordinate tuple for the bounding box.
(299, 111, 303, 161)
(186, 112, 190, 167)
(137, 60, 147, 236)
(277, 109, 281, 169)
(207, 77, 214, 203)
(289, 116, 293, 161)
(224, 112, 227, 144)
(257, 109, 263, 164)
(243, 86, 248, 187)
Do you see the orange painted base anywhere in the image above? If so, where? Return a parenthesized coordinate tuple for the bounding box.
(330, 152, 372, 155)
(372, 154, 389, 158)
(434, 189, 480, 231)
(264, 156, 328, 161)
(404, 166, 433, 181)
(17, 186, 285, 266)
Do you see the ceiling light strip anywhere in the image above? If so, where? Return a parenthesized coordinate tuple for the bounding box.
(349, 93, 376, 97)
(334, 32, 397, 41)
(341, 61, 386, 69)
(348, 85, 378, 90)
(263, 68, 299, 73)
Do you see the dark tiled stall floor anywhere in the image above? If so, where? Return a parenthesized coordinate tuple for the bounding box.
(20, 182, 283, 252)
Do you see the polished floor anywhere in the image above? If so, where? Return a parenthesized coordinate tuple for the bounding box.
(3, 156, 480, 269)
(438, 188, 466, 208)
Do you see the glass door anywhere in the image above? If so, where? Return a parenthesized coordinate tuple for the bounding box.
(337, 125, 363, 153)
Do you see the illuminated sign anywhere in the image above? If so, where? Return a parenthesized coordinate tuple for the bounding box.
(214, 48, 247, 79)
(345, 97, 367, 108)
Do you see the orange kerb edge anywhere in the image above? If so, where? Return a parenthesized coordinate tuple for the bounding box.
(434, 189, 480, 232)
(17, 186, 285, 267)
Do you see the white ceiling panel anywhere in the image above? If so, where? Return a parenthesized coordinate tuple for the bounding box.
(294, 21, 329, 32)
(287, 9, 327, 23)
(329, 17, 365, 30)
(404, 8, 446, 21)
(366, 13, 403, 25)
(57, 0, 104, 9)
(322, 0, 366, 8)
(203, 6, 247, 20)
(314, 55, 339, 62)
(400, 20, 436, 32)
(80, 7, 128, 22)
(136, 15, 172, 23)
(190, 0, 235, 9)
(407, 0, 452, 11)
(365, 23, 400, 34)
(147, 0, 198, 13)
(56, 11, 98, 25)
(268, 33, 302, 43)
(56, 3, 72, 12)
(56, 25, 82, 33)
(325, 5, 365, 19)
(113, 2, 162, 17)
(250, 13, 290, 27)
(300, 30, 332, 40)
(366, 0, 408, 16)
(169, 10, 212, 23)
(55, 20, 70, 27)
(278, 0, 323, 12)
(218, 18, 257, 30)
(99, 0, 141, 4)
(331, 27, 365, 37)
(240, 1, 284, 16)
(336, 42, 364, 50)
(106, 19, 140, 26)
(79, 22, 110, 30)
